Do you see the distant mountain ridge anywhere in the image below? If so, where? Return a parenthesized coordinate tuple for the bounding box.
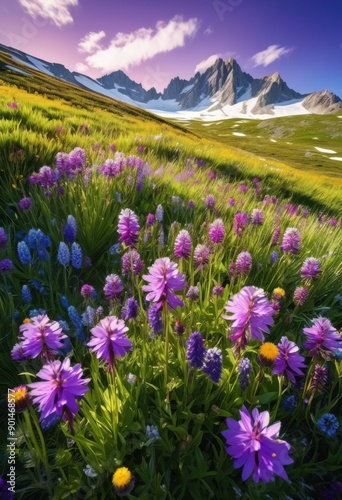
(0, 43, 341, 120)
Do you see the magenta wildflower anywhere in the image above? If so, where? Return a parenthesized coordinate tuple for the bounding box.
(194, 244, 210, 270)
(147, 305, 163, 334)
(273, 337, 306, 384)
(311, 364, 327, 394)
(303, 317, 342, 360)
(0, 258, 13, 273)
(212, 285, 224, 297)
(279, 228, 301, 254)
(103, 274, 123, 301)
(222, 286, 274, 352)
(121, 297, 139, 321)
(235, 251, 252, 275)
(121, 250, 144, 275)
(88, 316, 132, 368)
(233, 212, 249, 237)
(222, 406, 293, 483)
(146, 213, 155, 226)
(293, 286, 309, 306)
(117, 209, 140, 247)
(142, 257, 185, 310)
(18, 197, 32, 210)
(11, 342, 28, 361)
(28, 358, 90, 428)
(80, 284, 95, 299)
(174, 229, 192, 259)
(239, 183, 249, 193)
(271, 226, 281, 246)
(209, 219, 225, 244)
(186, 286, 200, 300)
(300, 258, 321, 281)
(188, 199, 195, 210)
(18, 315, 66, 361)
(228, 197, 236, 207)
(186, 331, 206, 369)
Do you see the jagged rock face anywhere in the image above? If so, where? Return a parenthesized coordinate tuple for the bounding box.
(162, 77, 191, 100)
(302, 90, 342, 114)
(251, 73, 304, 114)
(97, 71, 161, 103)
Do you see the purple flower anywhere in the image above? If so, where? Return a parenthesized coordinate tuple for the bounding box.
(80, 284, 95, 298)
(18, 315, 66, 361)
(0, 228, 7, 249)
(222, 405, 293, 483)
(273, 337, 306, 384)
(293, 286, 309, 306)
(300, 258, 321, 281)
(303, 317, 342, 360)
(28, 358, 90, 426)
(155, 204, 163, 222)
(71, 242, 83, 269)
(279, 228, 301, 254)
(237, 358, 252, 391)
(209, 219, 225, 244)
(270, 251, 279, 265)
(57, 242, 70, 266)
(38, 166, 55, 189)
(239, 183, 249, 193)
(147, 305, 163, 334)
(233, 212, 249, 237)
(188, 199, 195, 210)
(271, 226, 281, 246)
(87, 316, 132, 368)
(69, 147, 86, 172)
(205, 194, 216, 210)
(228, 197, 236, 207)
(103, 274, 123, 301)
(235, 251, 252, 275)
(142, 257, 185, 310)
(121, 250, 144, 275)
(63, 215, 77, 243)
(174, 229, 192, 259)
(317, 413, 339, 438)
(186, 286, 200, 301)
(18, 197, 32, 210)
(17, 241, 32, 265)
(251, 209, 264, 225)
(121, 297, 139, 321)
(11, 343, 28, 361)
(186, 331, 206, 369)
(203, 347, 222, 383)
(212, 285, 224, 297)
(117, 209, 140, 247)
(194, 244, 210, 270)
(222, 286, 274, 352)
(0, 258, 13, 273)
(0, 475, 14, 499)
(311, 364, 327, 394)
(146, 213, 155, 226)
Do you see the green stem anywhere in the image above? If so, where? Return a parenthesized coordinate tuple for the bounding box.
(163, 304, 170, 402)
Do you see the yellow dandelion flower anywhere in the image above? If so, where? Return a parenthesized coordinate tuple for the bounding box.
(258, 342, 279, 367)
(273, 288, 285, 298)
(23, 318, 31, 324)
(112, 467, 133, 491)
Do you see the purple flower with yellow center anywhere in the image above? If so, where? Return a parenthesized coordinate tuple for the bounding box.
(303, 317, 342, 360)
(222, 286, 274, 352)
(273, 337, 306, 384)
(18, 197, 32, 210)
(174, 229, 192, 259)
(300, 257, 321, 281)
(235, 251, 252, 275)
(222, 405, 293, 483)
(142, 257, 185, 310)
(194, 244, 210, 270)
(87, 316, 132, 369)
(28, 358, 90, 430)
(18, 315, 66, 362)
(103, 274, 123, 301)
(279, 227, 301, 254)
(117, 208, 140, 247)
(209, 219, 225, 244)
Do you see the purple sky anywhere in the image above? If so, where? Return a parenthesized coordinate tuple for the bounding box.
(0, 0, 341, 96)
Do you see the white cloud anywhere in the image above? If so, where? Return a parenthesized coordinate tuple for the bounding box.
(204, 26, 213, 36)
(18, 0, 78, 27)
(83, 16, 199, 72)
(195, 54, 220, 74)
(251, 45, 292, 67)
(75, 62, 88, 73)
(78, 31, 106, 53)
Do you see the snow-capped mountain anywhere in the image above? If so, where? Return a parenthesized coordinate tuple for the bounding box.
(1, 43, 341, 121)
